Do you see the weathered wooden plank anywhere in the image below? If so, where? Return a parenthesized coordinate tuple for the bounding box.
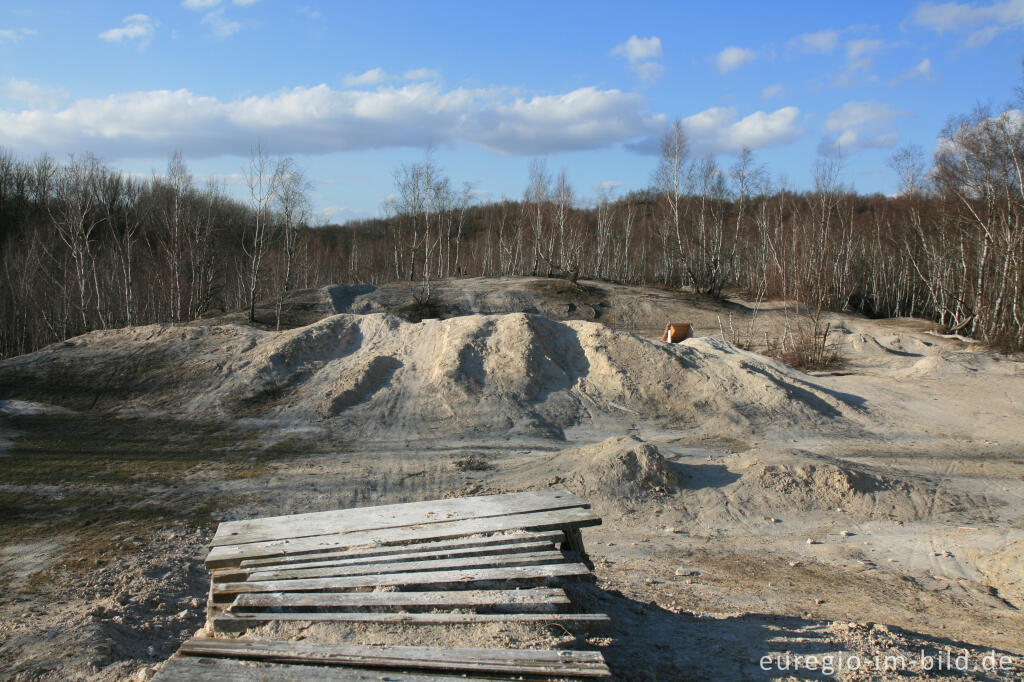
(213, 612, 612, 634)
(212, 490, 589, 547)
(153, 656, 477, 681)
(206, 507, 600, 569)
(231, 540, 556, 577)
(230, 588, 570, 612)
(177, 639, 611, 678)
(246, 550, 567, 582)
(237, 531, 565, 569)
(212, 563, 593, 600)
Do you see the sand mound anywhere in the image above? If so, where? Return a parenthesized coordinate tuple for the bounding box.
(544, 436, 682, 508)
(0, 312, 865, 439)
(893, 351, 1012, 379)
(723, 451, 990, 522)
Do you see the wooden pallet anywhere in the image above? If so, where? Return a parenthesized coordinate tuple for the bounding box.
(156, 490, 610, 680)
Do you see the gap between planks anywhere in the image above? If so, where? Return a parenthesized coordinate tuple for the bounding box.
(212, 563, 594, 601)
(212, 612, 613, 634)
(176, 639, 612, 678)
(211, 490, 590, 547)
(220, 540, 559, 581)
(206, 507, 600, 569)
(242, 550, 569, 582)
(236, 530, 566, 569)
(228, 588, 571, 611)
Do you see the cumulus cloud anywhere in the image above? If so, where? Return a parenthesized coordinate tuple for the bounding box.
(343, 68, 388, 86)
(611, 35, 662, 62)
(761, 84, 784, 98)
(595, 180, 624, 193)
(0, 83, 664, 158)
(99, 14, 156, 47)
(789, 29, 840, 53)
(201, 8, 242, 37)
(687, 106, 802, 153)
(628, 106, 802, 156)
(183, 0, 260, 7)
(845, 38, 885, 59)
(611, 35, 665, 84)
(3, 79, 67, 109)
(908, 0, 1024, 46)
(714, 46, 756, 73)
(403, 68, 439, 81)
(342, 68, 440, 87)
(823, 100, 904, 150)
(0, 28, 36, 44)
(891, 58, 934, 85)
(826, 101, 900, 132)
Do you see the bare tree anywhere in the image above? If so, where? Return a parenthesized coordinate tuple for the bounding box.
(525, 159, 550, 275)
(273, 157, 311, 329)
(243, 141, 280, 324)
(48, 154, 103, 331)
(654, 119, 689, 285)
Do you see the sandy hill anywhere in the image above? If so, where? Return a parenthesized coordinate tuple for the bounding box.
(0, 312, 863, 441)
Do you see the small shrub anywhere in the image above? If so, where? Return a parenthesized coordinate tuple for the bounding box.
(399, 288, 446, 322)
(766, 317, 844, 371)
(452, 454, 492, 472)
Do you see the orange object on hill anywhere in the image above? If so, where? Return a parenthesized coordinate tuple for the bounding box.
(662, 323, 692, 343)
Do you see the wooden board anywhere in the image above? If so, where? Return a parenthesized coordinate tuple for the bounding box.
(207, 507, 600, 569)
(237, 531, 565, 569)
(212, 612, 612, 634)
(212, 563, 593, 600)
(229, 588, 570, 612)
(230, 540, 557, 577)
(153, 656, 494, 681)
(212, 490, 589, 547)
(245, 550, 568, 582)
(177, 639, 611, 678)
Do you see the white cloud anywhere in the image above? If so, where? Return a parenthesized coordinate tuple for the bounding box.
(595, 180, 624, 193)
(845, 38, 884, 59)
(99, 14, 156, 47)
(0, 83, 664, 158)
(891, 58, 933, 85)
(909, 0, 1024, 47)
(789, 29, 840, 53)
(682, 106, 802, 154)
(182, 0, 257, 7)
(343, 68, 440, 87)
(201, 8, 242, 37)
(611, 35, 665, 84)
(402, 68, 438, 81)
(3, 79, 66, 109)
(610, 35, 662, 62)
(714, 46, 756, 74)
(826, 101, 899, 131)
(630, 62, 665, 83)
(824, 100, 904, 150)
(0, 28, 36, 43)
(761, 84, 784, 98)
(343, 68, 388, 86)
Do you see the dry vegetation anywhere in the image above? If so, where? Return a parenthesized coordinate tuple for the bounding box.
(1, 277, 1023, 680)
(2, 83, 1024, 360)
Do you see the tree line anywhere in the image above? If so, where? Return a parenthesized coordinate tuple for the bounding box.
(1, 98, 1022, 360)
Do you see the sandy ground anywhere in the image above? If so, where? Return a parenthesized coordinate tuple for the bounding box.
(0, 277, 1022, 680)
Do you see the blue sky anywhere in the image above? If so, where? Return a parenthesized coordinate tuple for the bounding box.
(1, 1, 1022, 221)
